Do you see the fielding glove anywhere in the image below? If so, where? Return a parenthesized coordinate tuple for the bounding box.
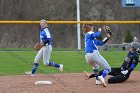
(34, 42, 44, 51)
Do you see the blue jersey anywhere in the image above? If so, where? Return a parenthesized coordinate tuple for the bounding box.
(85, 31, 104, 53)
(40, 28, 52, 45)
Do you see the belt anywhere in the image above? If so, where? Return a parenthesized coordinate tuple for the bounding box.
(45, 44, 51, 46)
(86, 51, 94, 54)
(89, 51, 94, 53)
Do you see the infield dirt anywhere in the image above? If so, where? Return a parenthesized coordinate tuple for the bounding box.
(0, 71, 140, 93)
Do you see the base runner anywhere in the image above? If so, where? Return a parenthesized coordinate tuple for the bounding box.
(84, 40, 140, 84)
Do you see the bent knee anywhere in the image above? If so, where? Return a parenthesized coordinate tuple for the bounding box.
(104, 66, 111, 73)
(108, 67, 111, 72)
(34, 59, 39, 63)
(106, 65, 111, 72)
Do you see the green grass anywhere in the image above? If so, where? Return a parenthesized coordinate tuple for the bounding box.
(0, 50, 139, 75)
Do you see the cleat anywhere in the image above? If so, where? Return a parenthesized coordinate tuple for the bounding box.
(25, 71, 34, 77)
(25, 71, 32, 75)
(83, 71, 90, 80)
(98, 76, 107, 87)
(96, 80, 102, 85)
(30, 74, 34, 77)
(58, 64, 63, 72)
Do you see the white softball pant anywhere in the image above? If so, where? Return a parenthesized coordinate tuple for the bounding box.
(34, 45, 52, 65)
(85, 50, 111, 71)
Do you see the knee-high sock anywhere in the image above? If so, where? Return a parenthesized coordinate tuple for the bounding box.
(31, 63, 39, 74)
(47, 62, 60, 68)
(93, 68, 99, 79)
(102, 68, 110, 78)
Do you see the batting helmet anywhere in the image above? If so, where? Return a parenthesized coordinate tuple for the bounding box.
(130, 42, 140, 51)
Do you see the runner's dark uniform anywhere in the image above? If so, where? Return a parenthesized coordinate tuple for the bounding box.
(88, 42, 140, 84)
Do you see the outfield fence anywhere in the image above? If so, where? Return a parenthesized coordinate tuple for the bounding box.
(0, 20, 140, 24)
(0, 21, 140, 49)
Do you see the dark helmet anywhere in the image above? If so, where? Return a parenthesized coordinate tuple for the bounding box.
(130, 42, 140, 51)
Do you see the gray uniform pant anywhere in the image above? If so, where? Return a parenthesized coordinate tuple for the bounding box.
(34, 45, 52, 65)
(85, 50, 111, 71)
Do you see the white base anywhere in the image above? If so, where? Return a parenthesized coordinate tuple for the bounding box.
(35, 81, 52, 85)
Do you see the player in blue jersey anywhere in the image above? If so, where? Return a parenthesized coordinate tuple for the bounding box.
(83, 24, 112, 87)
(30, 19, 63, 76)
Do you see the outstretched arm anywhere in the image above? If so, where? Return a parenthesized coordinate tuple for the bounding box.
(96, 26, 112, 46)
(102, 26, 112, 44)
(128, 57, 138, 72)
(91, 28, 102, 38)
(96, 33, 112, 46)
(121, 57, 138, 75)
